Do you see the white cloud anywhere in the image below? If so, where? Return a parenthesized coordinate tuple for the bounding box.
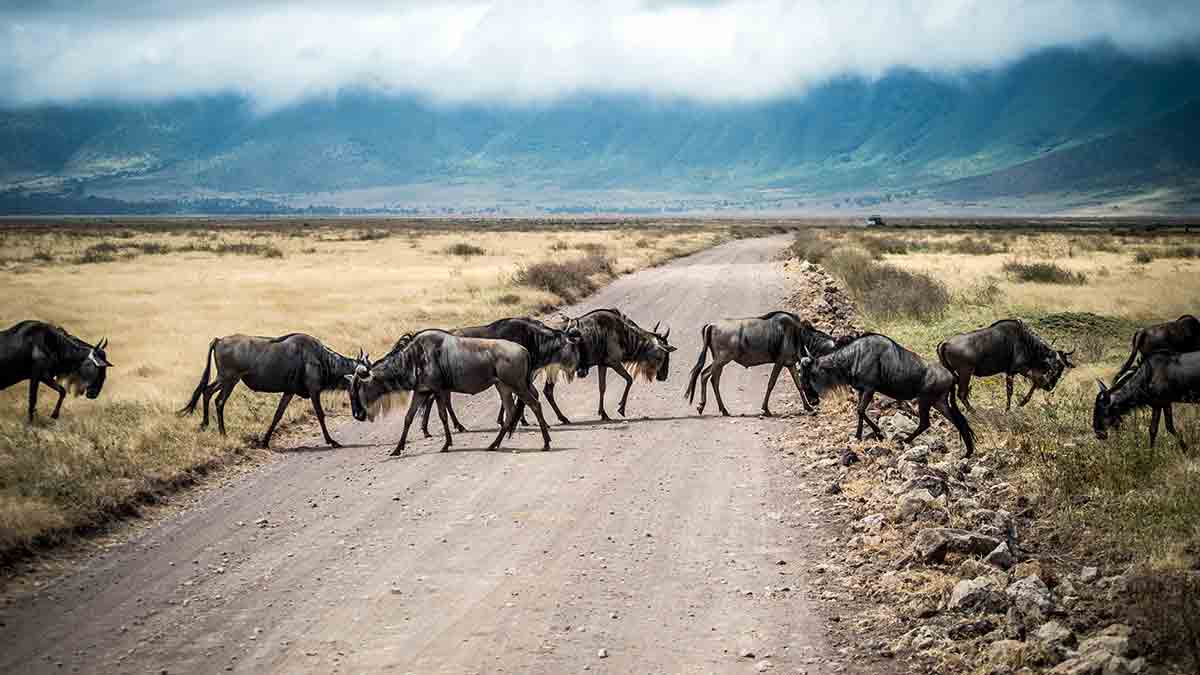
(2, 0, 1198, 109)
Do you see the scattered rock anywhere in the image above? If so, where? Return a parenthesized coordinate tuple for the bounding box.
(948, 618, 995, 640)
(856, 513, 886, 533)
(597, 648, 608, 659)
(825, 482, 842, 495)
(1036, 620, 1076, 648)
(754, 659, 773, 672)
(896, 489, 935, 522)
(900, 446, 929, 464)
(1079, 566, 1100, 584)
(1007, 574, 1054, 631)
(911, 528, 1002, 564)
(985, 639, 1026, 668)
(948, 577, 1007, 613)
(839, 449, 860, 467)
(984, 542, 1016, 570)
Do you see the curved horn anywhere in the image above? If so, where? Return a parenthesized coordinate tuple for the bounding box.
(98, 337, 108, 350)
(662, 325, 670, 341)
(1095, 379, 1108, 393)
(652, 321, 661, 334)
(803, 344, 812, 358)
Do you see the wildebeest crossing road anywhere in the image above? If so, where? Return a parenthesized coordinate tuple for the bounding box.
(0, 235, 836, 674)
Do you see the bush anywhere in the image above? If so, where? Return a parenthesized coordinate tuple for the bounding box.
(1134, 250, 1154, 264)
(826, 249, 951, 320)
(857, 235, 914, 258)
(513, 254, 614, 304)
(76, 242, 122, 264)
(496, 293, 522, 306)
(940, 237, 1005, 255)
(785, 229, 838, 264)
(1002, 260, 1087, 285)
(444, 242, 486, 257)
(211, 242, 284, 258)
(355, 229, 392, 241)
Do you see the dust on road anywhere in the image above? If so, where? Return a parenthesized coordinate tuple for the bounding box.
(0, 235, 840, 674)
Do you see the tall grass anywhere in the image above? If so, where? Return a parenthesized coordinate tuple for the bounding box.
(825, 249, 951, 320)
(1002, 260, 1087, 284)
(514, 254, 614, 304)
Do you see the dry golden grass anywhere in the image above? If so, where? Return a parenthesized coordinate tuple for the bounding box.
(0, 221, 727, 558)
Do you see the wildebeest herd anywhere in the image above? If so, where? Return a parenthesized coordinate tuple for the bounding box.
(1, 310, 1197, 453)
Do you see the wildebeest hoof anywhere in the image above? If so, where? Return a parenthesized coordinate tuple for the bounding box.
(599, 413, 612, 422)
(454, 425, 467, 433)
(761, 409, 773, 417)
(720, 409, 731, 417)
(556, 416, 571, 425)
(542, 444, 551, 451)
(441, 444, 451, 452)
(327, 439, 342, 449)
(390, 447, 405, 457)
(50, 412, 60, 420)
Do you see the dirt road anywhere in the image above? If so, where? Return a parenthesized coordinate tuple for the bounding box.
(0, 235, 837, 674)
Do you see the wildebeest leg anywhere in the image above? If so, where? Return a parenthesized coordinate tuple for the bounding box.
(956, 369, 975, 412)
(761, 363, 784, 416)
(515, 383, 552, 450)
(856, 389, 883, 440)
(543, 381, 571, 425)
(422, 395, 435, 438)
(27, 376, 39, 422)
(697, 364, 713, 414)
(435, 392, 453, 452)
(1148, 406, 1162, 448)
(903, 398, 933, 445)
(1163, 405, 1187, 450)
(490, 385, 517, 451)
(709, 362, 731, 417)
(1016, 381, 1038, 408)
(446, 399, 466, 433)
(1004, 375, 1015, 412)
(215, 379, 239, 436)
(200, 381, 220, 430)
(393, 390, 431, 456)
(786, 364, 813, 412)
(597, 365, 612, 421)
(261, 393, 294, 448)
(41, 376, 67, 419)
(612, 363, 635, 417)
(311, 393, 341, 448)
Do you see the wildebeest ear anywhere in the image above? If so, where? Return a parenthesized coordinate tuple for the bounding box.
(666, 344, 677, 352)
(97, 337, 108, 350)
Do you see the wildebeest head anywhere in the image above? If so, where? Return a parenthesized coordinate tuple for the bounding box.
(641, 322, 676, 382)
(1092, 379, 1121, 440)
(63, 337, 112, 399)
(346, 348, 410, 422)
(796, 354, 824, 408)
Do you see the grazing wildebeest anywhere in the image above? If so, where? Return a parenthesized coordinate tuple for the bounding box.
(559, 308, 676, 421)
(1112, 315, 1200, 385)
(937, 319, 1074, 411)
(418, 317, 582, 436)
(0, 320, 112, 422)
(178, 333, 358, 448)
(684, 311, 840, 416)
(347, 329, 551, 455)
(800, 333, 977, 457)
(1094, 350, 1200, 449)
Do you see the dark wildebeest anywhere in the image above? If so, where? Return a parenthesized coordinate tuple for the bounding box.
(937, 319, 1074, 411)
(800, 333, 977, 456)
(1112, 315, 1200, 385)
(417, 317, 582, 436)
(347, 329, 551, 455)
(684, 311, 840, 416)
(178, 333, 358, 448)
(558, 308, 676, 421)
(0, 320, 112, 422)
(1094, 350, 1200, 449)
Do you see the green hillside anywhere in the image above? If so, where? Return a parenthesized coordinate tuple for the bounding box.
(1, 46, 1197, 211)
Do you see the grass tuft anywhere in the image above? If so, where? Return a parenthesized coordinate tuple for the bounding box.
(514, 254, 614, 304)
(1002, 260, 1087, 284)
(444, 242, 486, 257)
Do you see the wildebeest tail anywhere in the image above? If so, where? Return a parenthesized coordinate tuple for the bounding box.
(1112, 329, 1143, 386)
(684, 324, 713, 404)
(936, 341, 954, 376)
(946, 379, 977, 457)
(178, 338, 218, 416)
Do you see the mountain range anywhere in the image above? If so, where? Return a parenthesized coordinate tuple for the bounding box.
(1, 46, 1198, 214)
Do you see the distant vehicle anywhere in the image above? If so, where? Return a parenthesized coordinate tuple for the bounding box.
(865, 215, 886, 227)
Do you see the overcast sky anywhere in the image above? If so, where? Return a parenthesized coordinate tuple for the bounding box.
(2, 1, 1198, 109)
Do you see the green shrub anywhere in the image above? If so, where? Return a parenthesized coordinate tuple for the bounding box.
(514, 254, 614, 304)
(444, 242, 486, 257)
(1002, 260, 1087, 284)
(826, 249, 951, 320)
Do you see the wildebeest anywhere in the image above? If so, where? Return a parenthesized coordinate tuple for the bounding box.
(937, 319, 1074, 411)
(418, 317, 582, 436)
(800, 333, 977, 456)
(684, 311, 840, 416)
(0, 320, 112, 422)
(558, 308, 676, 421)
(1094, 350, 1200, 448)
(179, 333, 358, 448)
(1112, 315, 1200, 385)
(347, 329, 550, 454)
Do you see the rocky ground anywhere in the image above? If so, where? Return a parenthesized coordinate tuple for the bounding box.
(776, 258, 1171, 675)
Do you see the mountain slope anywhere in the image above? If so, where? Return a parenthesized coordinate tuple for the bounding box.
(1, 46, 1198, 209)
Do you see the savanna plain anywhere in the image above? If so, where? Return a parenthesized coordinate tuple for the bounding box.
(0, 219, 725, 558)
